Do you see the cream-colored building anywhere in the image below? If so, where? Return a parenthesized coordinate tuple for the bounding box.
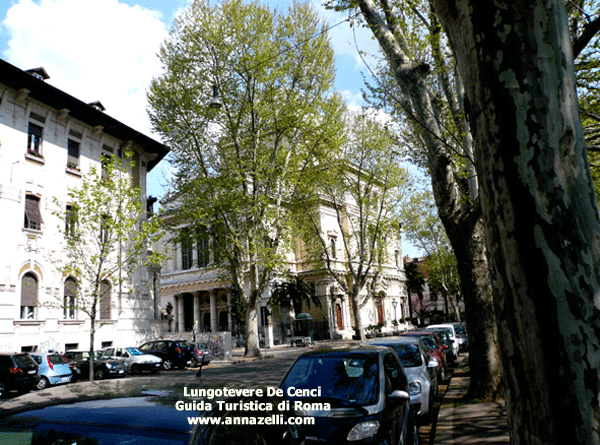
(0, 59, 169, 353)
(157, 184, 409, 345)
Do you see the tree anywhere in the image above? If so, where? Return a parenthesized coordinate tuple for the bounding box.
(148, 0, 345, 356)
(270, 274, 321, 317)
(402, 189, 461, 320)
(299, 110, 408, 340)
(324, 0, 502, 401)
(428, 1, 600, 443)
(403, 260, 424, 322)
(50, 150, 163, 381)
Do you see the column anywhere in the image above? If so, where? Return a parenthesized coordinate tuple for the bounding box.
(227, 290, 232, 331)
(177, 295, 184, 333)
(210, 289, 217, 332)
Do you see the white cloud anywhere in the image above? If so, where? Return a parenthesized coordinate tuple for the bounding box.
(2, 0, 168, 137)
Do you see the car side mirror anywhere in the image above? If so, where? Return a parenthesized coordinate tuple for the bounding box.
(428, 359, 439, 368)
(388, 390, 410, 401)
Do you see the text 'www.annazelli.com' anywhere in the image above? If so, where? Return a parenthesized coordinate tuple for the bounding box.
(187, 415, 315, 426)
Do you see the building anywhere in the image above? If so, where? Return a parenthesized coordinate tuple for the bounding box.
(156, 185, 409, 345)
(0, 59, 169, 353)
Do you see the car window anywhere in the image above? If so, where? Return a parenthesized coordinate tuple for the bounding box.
(383, 353, 406, 392)
(127, 348, 143, 356)
(48, 355, 68, 365)
(392, 344, 422, 367)
(139, 343, 151, 352)
(281, 356, 379, 406)
(13, 354, 37, 367)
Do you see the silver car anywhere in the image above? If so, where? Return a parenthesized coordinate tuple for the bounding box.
(364, 337, 439, 419)
(30, 352, 72, 390)
(103, 347, 162, 374)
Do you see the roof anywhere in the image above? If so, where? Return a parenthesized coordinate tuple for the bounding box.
(0, 59, 169, 171)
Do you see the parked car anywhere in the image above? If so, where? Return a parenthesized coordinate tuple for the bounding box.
(447, 322, 469, 352)
(279, 346, 418, 444)
(401, 330, 448, 380)
(190, 343, 213, 367)
(102, 347, 162, 374)
(426, 323, 460, 358)
(426, 327, 457, 366)
(365, 336, 439, 420)
(138, 339, 192, 370)
(30, 352, 72, 390)
(0, 382, 304, 445)
(63, 350, 127, 381)
(0, 353, 39, 397)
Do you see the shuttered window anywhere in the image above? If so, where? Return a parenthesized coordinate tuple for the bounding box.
(24, 194, 43, 230)
(21, 273, 38, 319)
(99, 281, 111, 320)
(67, 139, 80, 167)
(64, 277, 77, 319)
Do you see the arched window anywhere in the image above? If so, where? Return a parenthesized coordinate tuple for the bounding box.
(99, 280, 111, 320)
(336, 304, 343, 330)
(21, 272, 38, 319)
(64, 277, 77, 319)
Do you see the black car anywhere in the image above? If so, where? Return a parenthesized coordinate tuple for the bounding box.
(138, 339, 192, 370)
(63, 350, 127, 381)
(279, 346, 418, 445)
(0, 382, 304, 445)
(0, 353, 39, 397)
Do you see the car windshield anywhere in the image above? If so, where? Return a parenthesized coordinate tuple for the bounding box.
(418, 336, 436, 350)
(126, 348, 143, 356)
(391, 344, 422, 367)
(196, 343, 208, 349)
(280, 355, 379, 406)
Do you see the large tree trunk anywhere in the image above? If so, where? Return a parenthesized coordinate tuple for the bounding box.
(430, 1, 600, 442)
(354, 0, 503, 401)
(245, 302, 261, 357)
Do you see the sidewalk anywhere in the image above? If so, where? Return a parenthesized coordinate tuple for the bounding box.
(435, 355, 510, 444)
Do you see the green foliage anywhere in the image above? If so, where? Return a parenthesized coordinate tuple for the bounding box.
(147, 0, 345, 355)
(49, 149, 164, 378)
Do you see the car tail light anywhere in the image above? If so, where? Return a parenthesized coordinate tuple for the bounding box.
(175, 347, 182, 354)
(9, 367, 22, 374)
(196, 349, 201, 355)
(47, 356, 54, 370)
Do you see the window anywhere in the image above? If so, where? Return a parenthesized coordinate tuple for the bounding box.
(100, 214, 111, 245)
(181, 232, 193, 270)
(65, 204, 78, 238)
(20, 272, 38, 319)
(67, 139, 80, 169)
(99, 280, 111, 320)
(27, 122, 43, 155)
(24, 194, 43, 230)
(329, 237, 337, 259)
(64, 277, 77, 319)
(196, 227, 210, 267)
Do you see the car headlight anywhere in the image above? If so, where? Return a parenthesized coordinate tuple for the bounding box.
(105, 363, 113, 369)
(347, 420, 380, 441)
(409, 382, 422, 396)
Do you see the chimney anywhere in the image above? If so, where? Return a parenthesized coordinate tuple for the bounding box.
(25, 67, 50, 81)
(89, 101, 106, 112)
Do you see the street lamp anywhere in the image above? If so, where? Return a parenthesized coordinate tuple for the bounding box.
(209, 85, 223, 109)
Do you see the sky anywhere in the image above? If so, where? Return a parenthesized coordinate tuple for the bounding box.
(0, 0, 422, 257)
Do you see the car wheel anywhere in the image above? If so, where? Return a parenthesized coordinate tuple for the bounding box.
(131, 364, 141, 375)
(36, 376, 50, 390)
(94, 368, 105, 380)
(190, 357, 198, 367)
(162, 359, 173, 370)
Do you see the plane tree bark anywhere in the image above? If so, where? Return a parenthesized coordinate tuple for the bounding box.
(429, 1, 600, 443)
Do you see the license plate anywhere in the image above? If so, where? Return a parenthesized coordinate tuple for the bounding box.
(61, 377, 69, 382)
(27, 370, 36, 375)
(119, 369, 124, 374)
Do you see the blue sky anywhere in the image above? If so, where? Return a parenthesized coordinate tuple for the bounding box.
(0, 0, 421, 257)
